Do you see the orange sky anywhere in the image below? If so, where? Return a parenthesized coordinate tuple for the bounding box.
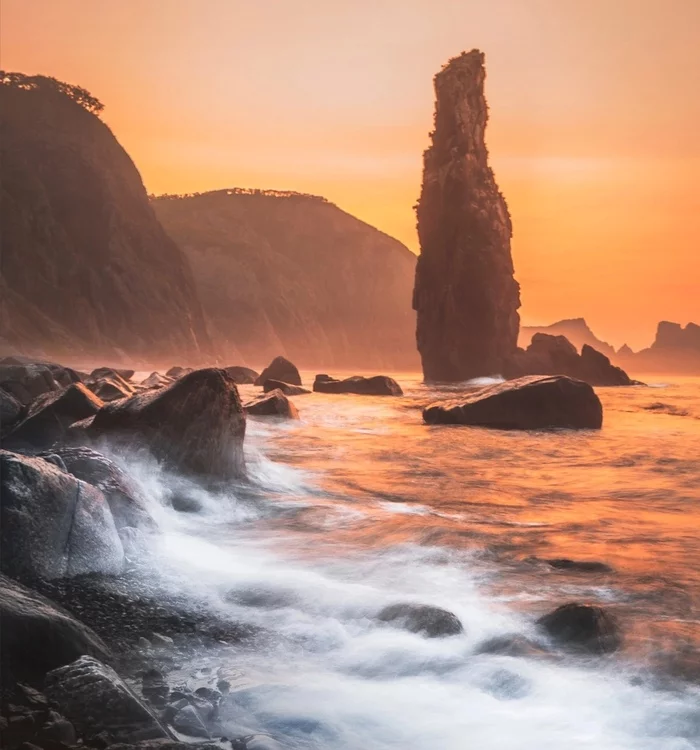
(3, 0, 699, 349)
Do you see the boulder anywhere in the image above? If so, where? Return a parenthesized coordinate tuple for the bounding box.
(1, 386, 23, 429)
(165, 366, 193, 379)
(91, 368, 135, 382)
(42, 447, 155, 536)
(262, 379, 311, 396)
(423, 375, 603, 430)
(537, 602, 622, 655)
(412, 50, 521, 382)
(139, 372, 173, 390)
(0, 363, 61, 405)
(0, 573, 111, 682)
(86, 372, 136, 402)
(313, 374, 403, 396)
(4, 384, 104, 450)
(245, 390, 299, 419)
(44, 656, 170, 742)
(172, 705, 209, 738)
(254, 357, 301, 387)
(377, 602, 463, 637)
(0, 450, 124, 579)
(85, 368, 246, 482)
(224, 366, 259, 385)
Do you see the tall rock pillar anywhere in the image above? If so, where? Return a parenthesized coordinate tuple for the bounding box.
(413, 50, 520, 381)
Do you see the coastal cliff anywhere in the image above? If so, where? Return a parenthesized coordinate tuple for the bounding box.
(153, 189, 419, 370)
(413, 50, 520, 381)
(0, 73, 212, 365)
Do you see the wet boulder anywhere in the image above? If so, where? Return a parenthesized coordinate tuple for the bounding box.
(90, 367, 135, 382)
(140, 372, 173, 390)
(0, 573, 111, 682)
(0, 362, 61, 405)
(537, 602, 622, 655)
(0, 450, 124, 579)
(42, 447, 155, 537)
(313, 374, 403, 396)
(86, 372, 135, 402)
(263, 379, 311, 396)
(86, 368, 246, 482)
(377, 602, 463, 637)
(45, 656, 170, 742)
(423, 375, 603, 430)
(245, 390, 299, 419)
(165, 366, 193, 379)
(225, 366, 259, 385)
(474, 633, 552, 659)
(254, 357, 301, 387)
(1, 386, 23, 429)
(3, 383, 104, 450)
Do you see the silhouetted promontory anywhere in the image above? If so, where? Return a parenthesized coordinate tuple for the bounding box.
(0, 72, 212, 364)
(413, 50, 521, 382)
(153, 189, 419, 371)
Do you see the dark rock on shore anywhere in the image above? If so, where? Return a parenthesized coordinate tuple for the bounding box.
(0, 362, 66, 405)
(245, 390, 299, 419)
(507, 334, 635, 386)
(164, 367, 193, 379)
(1, 450, 124, 579)
(86, 372, 135, 402)
(423, 375, 603, 430)
(3, 384, 103, 450)
(1, 387, 23, 429)
(139, 373, 172, 390)
(412, 50, 520, 382)
(313, 374, 403, 396)
(0, 573, 111, 682)
(537, 602, 622, 655)
(254, 357, 301, 387)
(224, 366, 259, 385)
(45, 656, 170, 742)
(43, 447, 155, 538)
(91, 368, 135, 382)
(85, 368, 246, 482)
(377, 602, 463, 637)
(262, 379, 310, 396)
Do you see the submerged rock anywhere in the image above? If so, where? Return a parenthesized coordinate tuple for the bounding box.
(413, 50, 520, 382)
(0, 573, 111, 681)
(4, 383, 103, 449)
(172, 704, 209, 738)
(85, 368, 246, 482)
(541, 558, 614, 574)
(377, 602, 463, 637)
(423, 375, 603, 430)
(225, 365, 259, 385)
(45, 656, 170, 742)
(263, 379, 311, 396)
(245, 390, 299, 419)
(537, 602, 622, 655)
(0, 450, 124, 579)
(312, 374, 403, 396)
(254, 357, 301, 387)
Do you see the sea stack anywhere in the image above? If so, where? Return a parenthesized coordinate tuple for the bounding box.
(413, 50, 520, 382)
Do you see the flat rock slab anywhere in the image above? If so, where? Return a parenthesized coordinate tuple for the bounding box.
(423, 374, 602, 429)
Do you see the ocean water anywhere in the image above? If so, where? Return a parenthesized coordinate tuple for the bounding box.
(125, 373, 700, 749)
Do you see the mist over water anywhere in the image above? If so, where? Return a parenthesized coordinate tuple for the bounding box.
(120, 374, 700, 749)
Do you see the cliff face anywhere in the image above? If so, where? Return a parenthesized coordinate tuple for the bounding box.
(413, 50, 520, 382)
(153, 189, 419, 371)
(519, 319, 616, 359)
(0, 75, 212, 365)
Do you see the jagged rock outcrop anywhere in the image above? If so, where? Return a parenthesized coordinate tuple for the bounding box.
(423, 375, 603, 430)
(519, 318, 616, 359)
(413, 50, 520, 382)
(617, 321, 700, 374)
(152, 189, 419, 370)
(507, 334, 635, 386)
(0, 73, 212, 364)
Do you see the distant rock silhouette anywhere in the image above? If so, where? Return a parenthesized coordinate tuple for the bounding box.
(519, 319, 616, 359)
(413, 50, 520, 382)
(617, 321, 700, 374)
(0, 73, 211, 364)
(152, 188, 419, 371)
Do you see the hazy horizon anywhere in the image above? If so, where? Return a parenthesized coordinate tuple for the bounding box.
(3, 0, 698, 349)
